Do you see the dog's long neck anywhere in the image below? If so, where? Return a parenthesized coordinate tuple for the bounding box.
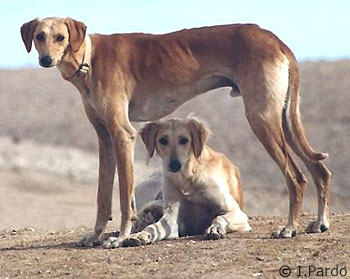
(56, 37, 90, 82)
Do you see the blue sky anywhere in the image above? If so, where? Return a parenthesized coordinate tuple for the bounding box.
(2, 0, 350, 68)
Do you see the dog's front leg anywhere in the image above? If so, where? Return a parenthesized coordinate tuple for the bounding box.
(205, 203, 251, 240)
(122, 201, 180, 247)
(78, 103, 116, 247)
(101, 103, 138, 248)
(123, 184, 181, 247)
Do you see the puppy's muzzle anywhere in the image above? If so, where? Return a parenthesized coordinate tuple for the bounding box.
(39, 55, 53, 67)
(168, 159, 182, 173)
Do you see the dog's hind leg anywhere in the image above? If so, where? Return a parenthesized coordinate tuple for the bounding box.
(282, 76, 331, 233)
(240, 59, 308, 238)
(246, 108, 307, 238)
(284, 133, 331, 233)
(281, 50, 331, 234)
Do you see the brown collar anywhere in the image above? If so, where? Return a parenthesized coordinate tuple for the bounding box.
(66, 35, 91, 82)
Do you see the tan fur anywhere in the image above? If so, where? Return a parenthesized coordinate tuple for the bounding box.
(21, 17, 331, 246)
(123, 118, 250, 246)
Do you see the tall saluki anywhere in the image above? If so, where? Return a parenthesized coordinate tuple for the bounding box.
(21, 17, 330, 247)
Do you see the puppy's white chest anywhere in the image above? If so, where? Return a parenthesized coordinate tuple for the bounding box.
(175, 180, 193, 197)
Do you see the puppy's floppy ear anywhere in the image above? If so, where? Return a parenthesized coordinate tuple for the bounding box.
(140, 122, 160, 158)
(65, 17, 87, 52)
(21, 18, 39, 53)
(188, 118, 210, 158)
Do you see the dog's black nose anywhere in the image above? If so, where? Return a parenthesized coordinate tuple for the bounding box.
(168, 160, 181, 172)
(39, 55, 53, 67)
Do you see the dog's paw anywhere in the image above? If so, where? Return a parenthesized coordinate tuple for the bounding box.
(204, 224, 225, 240)
(102, 236, 126, 249)
(306, 220, 329, 234)
(122, 235, 145, 247)
(123, 232, 152, 247)
(77, 233, 102, 247)
(271, 226, 297, 239)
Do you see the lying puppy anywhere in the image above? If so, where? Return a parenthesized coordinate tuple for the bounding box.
(123, 117, 251, 247)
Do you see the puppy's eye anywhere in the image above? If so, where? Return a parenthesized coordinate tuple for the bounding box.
(36, 34, 45, 41)
(57, 35, 65, 42)
(179, 137, 189, 145)
(159, 137, 168, 146)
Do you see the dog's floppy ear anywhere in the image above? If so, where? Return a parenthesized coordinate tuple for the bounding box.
(140, 122, 160, 158)
(65, 17, 87, 52)
(188, 118, 210, 158)
(21, 18, 39, 53)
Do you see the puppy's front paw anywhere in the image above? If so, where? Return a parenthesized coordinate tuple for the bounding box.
(204, 224, 225, 240)
(102, 236, 126, 249)
(77, 233, 102, 247)
(122, 235, 144, 247)
(122, 232, 152, 247)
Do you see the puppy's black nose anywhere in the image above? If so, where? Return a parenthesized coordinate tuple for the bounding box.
(39, 55, 53, 67)
(168, 160, 181, 172)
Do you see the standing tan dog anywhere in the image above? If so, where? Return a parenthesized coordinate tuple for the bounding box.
(21, 17, 330, 247)
(122, 117, 251, 247)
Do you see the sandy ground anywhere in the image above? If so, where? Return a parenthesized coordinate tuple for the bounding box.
(1, 214, 349, 279)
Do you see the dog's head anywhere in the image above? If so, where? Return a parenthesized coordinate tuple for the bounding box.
(140, 117, 210, 173)
(21, 17, 86, 67)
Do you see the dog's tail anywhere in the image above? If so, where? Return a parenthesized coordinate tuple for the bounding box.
(282, 49, 328, 162)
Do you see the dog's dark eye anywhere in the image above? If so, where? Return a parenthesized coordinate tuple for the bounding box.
(179, 137, 189, 145)
(36, 34, 45, 41)
(57, 35, 65, 42)
(159, 137, 168, 146)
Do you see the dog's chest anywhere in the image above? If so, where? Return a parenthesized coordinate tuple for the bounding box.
(173, 179, 194, 197)
(171, 177, 209, 203)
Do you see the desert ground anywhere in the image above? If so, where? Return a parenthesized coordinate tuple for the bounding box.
(1, 214, 350, 278)
(0, 60, 349, 278)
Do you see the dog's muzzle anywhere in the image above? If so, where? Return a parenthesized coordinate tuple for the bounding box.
(168, 160, 182, 173)
(39, 55, 53, 67)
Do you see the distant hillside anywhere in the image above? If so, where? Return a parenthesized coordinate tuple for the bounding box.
(1, 60, 349, 207)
